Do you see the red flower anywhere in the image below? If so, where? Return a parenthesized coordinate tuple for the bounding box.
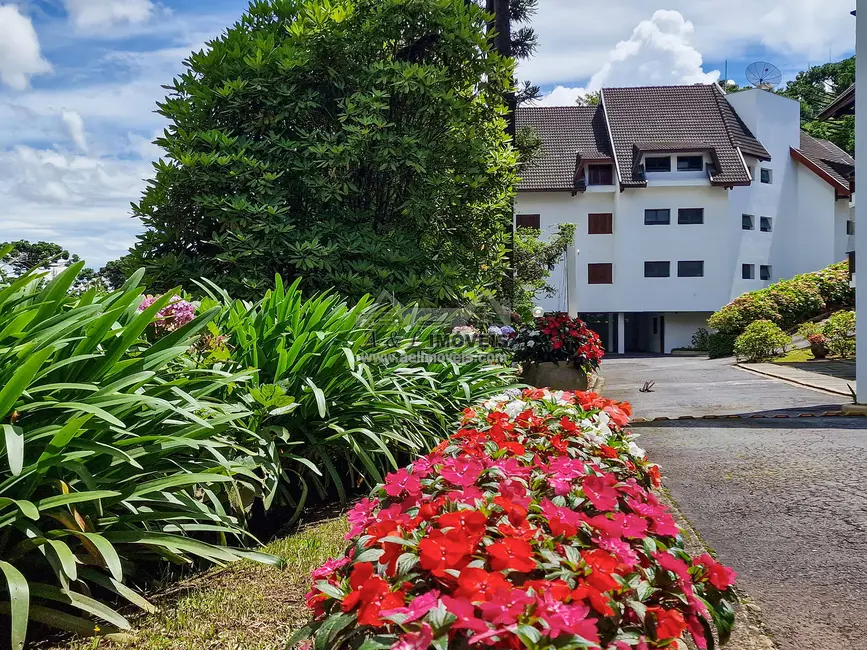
(581, 473, 621, 511)
(454, 567, 511, 602)
(487, 538, 536, 572)
(648, 606, 688, 641)
(419, 529, 476, 577)
(697, 553, 737, 590)
(580, 549, 620, 592)
(438, 509, 488, 538)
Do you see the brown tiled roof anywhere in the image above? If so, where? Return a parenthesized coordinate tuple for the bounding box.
(516, 106, 613, 191)
(792, 132, 855, 195)
(816, 83, 856, 121)
(601, 84, 770, 187)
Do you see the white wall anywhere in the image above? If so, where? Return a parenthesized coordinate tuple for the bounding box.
(835, 198, 851, 262)
(794, 165, 839, 272)
(665, 312, 713, 353)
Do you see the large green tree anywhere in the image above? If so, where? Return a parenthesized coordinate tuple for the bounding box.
(128, 0, 518, 304)
(779, 57, 855, 153)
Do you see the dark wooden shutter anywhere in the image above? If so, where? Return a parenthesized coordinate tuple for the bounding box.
(588, 213, 613, 234)
(515, 214, 541, 229)
(588, 263, 613, 285)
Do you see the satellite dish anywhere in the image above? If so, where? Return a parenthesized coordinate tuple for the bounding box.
(746, 62, 782, 90)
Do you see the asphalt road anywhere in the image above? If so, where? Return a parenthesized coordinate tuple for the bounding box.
(601, 355, 843, 418)
(606, 356, 867, 649)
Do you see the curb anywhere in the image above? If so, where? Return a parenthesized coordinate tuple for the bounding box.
(631, 410, 855, 424)
(736, 363, 852, 398)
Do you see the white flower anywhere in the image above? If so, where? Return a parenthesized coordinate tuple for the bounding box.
(527, 340, 536, 348)
(504, 400, 526, 419)
(628, 441, 646, 458)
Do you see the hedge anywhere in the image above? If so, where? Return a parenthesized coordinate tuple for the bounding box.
(708, 261, 853, 336)
(297, 389, 738, 650)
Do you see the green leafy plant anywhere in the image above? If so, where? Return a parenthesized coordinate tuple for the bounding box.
(129, 0, 518, 305)
(709, 262, 853, 336)
(707, 332, 738, 359)
(202, 277, 517, 515)
(0, 255, 279, 648)
(690, 327, 711, 351)
(506, 224, 576, 321)
(823, 310, 856, 358)
(734, 320, 792, 363)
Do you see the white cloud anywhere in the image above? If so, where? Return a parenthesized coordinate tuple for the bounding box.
(535, 85, 589, 107)
(588, 10, 720, 90)
(0, 5, 52, 90)
(64, 0, 154, 30)
(61, 109, 88, 152)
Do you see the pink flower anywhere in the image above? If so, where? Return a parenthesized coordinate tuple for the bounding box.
(347, 498, 377, 538)
(384, 468, 422, 498)
(440, 457, 484, 488)
(442, 596, 488, 633)
(311, 556, 350, 581)
(392, 623, 434, 650)
(697, 553, 737, 590)
(581, 473, 620, 512)
(382, 591, 441, 624)
(535, 593, 600, 641)
(477, 588, 534, 626)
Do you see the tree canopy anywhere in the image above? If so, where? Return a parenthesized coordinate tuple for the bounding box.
(128, 0, 518, 304)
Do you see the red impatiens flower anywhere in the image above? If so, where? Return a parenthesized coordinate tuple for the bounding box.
(647, 606, 688, 640)
(454, 567, 511, 602)
(581, 473, 621, 511)
(438, 509, 488, 538)
(487, 538, 536, 572)
(419, 529, 476, 576)
(341, 563, 405, 627)
(697, 553, 737, 590)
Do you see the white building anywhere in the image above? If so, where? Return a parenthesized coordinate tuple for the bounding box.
(516, 85, 855, 354)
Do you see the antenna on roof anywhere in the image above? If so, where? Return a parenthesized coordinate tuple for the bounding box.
(745, 62, 782, 90)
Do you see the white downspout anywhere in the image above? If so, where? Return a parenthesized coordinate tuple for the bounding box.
(856, 0, 866, 403)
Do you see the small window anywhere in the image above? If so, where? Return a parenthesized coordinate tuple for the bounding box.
(742, 264, 755, 280)
(678, 208, 704, 225)
(677, 155, 703, 172)
(645, 156, 671, 172)
(588, 213, 613, 235)
(652, 317, 659, 335)
(849, 251, 856, 275)
(760, 265, 772, 281)
(587, 164, 614, 186)
(644, 261, 671, 278)
(760, 168, 773, 184)
(645, 209, 671, 225)
(677, 261, 704, 278)
(742, 214, 755, 230)
(516, 214, 540, 230)
(760, 217, 773, 233)
(588, 263, 613, 285)
(847, 220, 856, 236)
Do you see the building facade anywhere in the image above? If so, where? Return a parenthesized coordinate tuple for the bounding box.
(516, 85, 855, 354)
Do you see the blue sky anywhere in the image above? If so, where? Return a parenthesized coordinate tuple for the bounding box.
(0, 0, 857, 268)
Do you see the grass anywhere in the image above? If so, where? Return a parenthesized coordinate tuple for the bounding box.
(41, 517, 350, 650)
(773, 347, 817, 363)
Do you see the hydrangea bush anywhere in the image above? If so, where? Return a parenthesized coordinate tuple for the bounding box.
(513, 314, 605, 372)
(139, 293, 196, 334)
(296, 389, 737, 650)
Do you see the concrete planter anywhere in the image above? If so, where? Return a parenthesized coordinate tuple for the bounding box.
(522, 362, 589, 391)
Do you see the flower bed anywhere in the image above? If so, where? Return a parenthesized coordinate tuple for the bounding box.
(513, 314, 605, 371)
(297, 389, 737, 650)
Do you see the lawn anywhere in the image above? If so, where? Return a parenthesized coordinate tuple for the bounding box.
(773, 347, 817, 363)
(41, 517, 349, 650)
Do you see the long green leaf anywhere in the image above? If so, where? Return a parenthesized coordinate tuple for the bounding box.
(0, 560, 30, 650)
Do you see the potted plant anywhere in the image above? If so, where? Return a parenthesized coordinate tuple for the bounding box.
(808, 333, 829, 359)
(512, 313, 605, 390)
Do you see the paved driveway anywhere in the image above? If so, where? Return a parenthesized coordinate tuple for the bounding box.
(601, 355, 842, 419)
(605, 356, 867, 649)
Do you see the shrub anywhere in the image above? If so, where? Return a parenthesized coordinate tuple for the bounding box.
(203, 277, 517, 511)
(707, 332, 738, 359)
(691, 327, 711, 351)
(512, 314, 605, 372)
(297, 389, 737, 650)
(734, 320, 792, 362)
(0, 260, 279, 647)
(708, 261, 853, 335)
(823, 310, 856, 358)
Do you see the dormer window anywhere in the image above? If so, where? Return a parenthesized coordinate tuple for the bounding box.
(587, 164, 614, 186)
(645, 156, 671, 172)
(677, 155, 703, 172)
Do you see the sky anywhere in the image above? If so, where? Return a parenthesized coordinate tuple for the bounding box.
(0, 0, 857, 269)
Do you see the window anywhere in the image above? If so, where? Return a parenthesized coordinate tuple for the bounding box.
(588, 213, 613, 235)
(587, 164, 614, 186)
(760, 265, 772, 281)
(677, 261, 704, 278)
(742, 264, 755, 280)
(645, 209, 671, 225)
(515, 214, 540, 230)
(645, 156, 671, 172)
(849, 251, 856, 276)
(678, 208, 704, 225)
(677, 155, 703, 172)
(742, 214, 755, 230)
(644, 261, 671, 278)
(848, 220, 856, 236)
(652, 317, 659, 335)
(588, 263, 613, 285)
(760, 217, 773, 233)
(760, 168, 773, 184)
